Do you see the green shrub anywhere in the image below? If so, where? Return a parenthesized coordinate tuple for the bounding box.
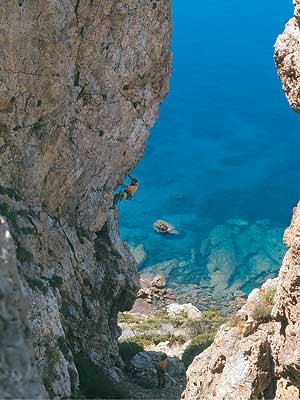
(119, 341, 144, 364)
(57, 336, 73, 362)
(252, 303, 272, 322)
(20, 226, 36, 235)
(226, 313, 245, 328)
(0, 186, 21, 201)
(49, 275, 63, 289)
(182, 333, 215, 367)
(118, 310, 189, 332)
(187, 310, 226, 336)
(252, 287, 277, 322)
(26, 277, 48, 294)
(16, 243, 34, 263)
(118, 312, 143, 324)
(76, 226, 89, 244)
(137, 333, 170, 347)
(261, 287, 277, 306)
(48, 350, 60, 367)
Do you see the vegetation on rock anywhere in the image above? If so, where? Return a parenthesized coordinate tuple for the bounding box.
(182, 333, 215, 368)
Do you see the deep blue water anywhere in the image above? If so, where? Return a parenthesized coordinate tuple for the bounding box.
(119, 1, 300, 304)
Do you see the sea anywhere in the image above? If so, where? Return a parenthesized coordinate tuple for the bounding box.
(119, 0, 300, 311)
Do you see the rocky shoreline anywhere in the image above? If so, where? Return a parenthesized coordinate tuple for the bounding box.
(129, 217, 285, 315)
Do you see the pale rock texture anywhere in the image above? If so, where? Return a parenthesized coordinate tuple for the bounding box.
(0, 1, 171, 397)
(271, 203, 300, 396)
(166, 303, 202, 319)
(182, 204, 300, 400)
(131, 272, 174, 314)
(0, 217, 47, 398)
(274, 0, 300, 112)
(183, 324, 275, 400)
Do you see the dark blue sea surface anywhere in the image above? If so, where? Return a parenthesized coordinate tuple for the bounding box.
(119, 1, 300, 307)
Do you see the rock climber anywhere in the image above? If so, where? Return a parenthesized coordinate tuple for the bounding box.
(112, 174, 138, 208)
(156, 353, 168, 388)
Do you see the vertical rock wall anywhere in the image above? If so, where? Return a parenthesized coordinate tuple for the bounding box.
(271, 204, 300, 398)
(0, 1, 171, 397)
(274, 0, 300, 112)
(0, 217, 47, 399)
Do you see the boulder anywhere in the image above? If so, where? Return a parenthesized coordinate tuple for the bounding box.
(166, 303, 202, 319)
(150, 274, 166, 289)
(131, 351, 185, 387)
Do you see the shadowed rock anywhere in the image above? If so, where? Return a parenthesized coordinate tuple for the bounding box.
(0, 217, 47, 398)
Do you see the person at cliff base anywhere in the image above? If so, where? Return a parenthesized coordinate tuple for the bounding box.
(156, 353, 168, 388)
(112, 175, 138, 208)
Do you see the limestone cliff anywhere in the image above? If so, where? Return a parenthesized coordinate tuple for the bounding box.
(274, 0, 300, 112)
(0, 1, 171, 398)
(0, 217, 47, 399)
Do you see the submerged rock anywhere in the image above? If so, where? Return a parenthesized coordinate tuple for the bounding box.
(200, 219, 285, 298)
(130, 244, 147, 265)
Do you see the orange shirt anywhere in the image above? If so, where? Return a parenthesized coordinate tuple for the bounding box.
(126, 184, 138, 196)
(157, 359, 168, 370)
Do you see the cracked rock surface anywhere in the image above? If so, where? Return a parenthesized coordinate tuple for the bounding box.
(0, 1, 171, 397)
(274, 0, 300, 112)
(0, 217, 47, 398)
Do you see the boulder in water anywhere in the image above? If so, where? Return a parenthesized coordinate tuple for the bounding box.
(153, 219, 179, 234)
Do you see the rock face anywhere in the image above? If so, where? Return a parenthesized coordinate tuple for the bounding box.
(182, 204, 300, 400)
(0, 1, 171, 397)
(0, 217, 47, 398)
(274, 0, 300, 112)
(271, 203, 300, 397)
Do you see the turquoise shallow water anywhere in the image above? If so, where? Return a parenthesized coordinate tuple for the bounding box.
(119, 1, 300, 307)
